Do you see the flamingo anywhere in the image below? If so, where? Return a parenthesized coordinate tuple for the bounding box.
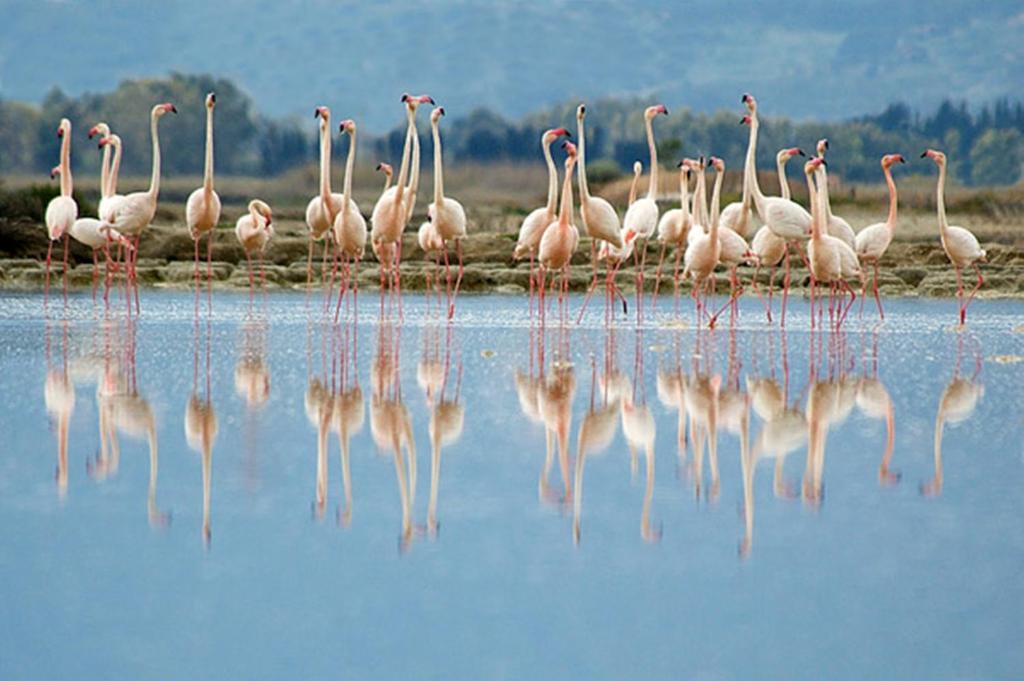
(622, 104, 668, 317)
(710, 156, 756, 322)
(305, 106, 344, 288)
(87, 122, 115, 215)
(718, 101, 761, 239)
(185, 395, 218, 545)
(331, 119, 367, 320)
(682, 156, 723, 327)
(855, 154, 905, 319)
(537, 141, 580, 325)
(67, 212, 133, 302)
(514, 127, 571, 310)
(814, 139, 856, 249)
(628, 161, 643, 206)
(234, 200, 274, 292)
(44, 118, 77, 302)
(371, 94, 433, 298)
(651, 161, 692, 308)
(185, 92, 222, 295)
(377, 162, 393, 190)
(426, 107, 468, 319)
(922, 149, 986, 325)
(804, 158, 856, 328)
(96, 132, 124, 221)
(740, 94, 811, 326)
(923, 373, 984, 497)
(103, 102, 176, 312)
(574, 104, 624, 323)
(749, 147, 803, 321)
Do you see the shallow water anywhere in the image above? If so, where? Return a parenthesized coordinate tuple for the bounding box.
(2, 292, 1023, 679)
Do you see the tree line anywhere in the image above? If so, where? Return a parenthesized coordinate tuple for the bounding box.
(1, 73, 1021, 186)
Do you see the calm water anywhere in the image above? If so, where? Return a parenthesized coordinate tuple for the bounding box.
(2, 292, 1023, 679)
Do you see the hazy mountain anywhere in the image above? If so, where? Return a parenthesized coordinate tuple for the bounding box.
(2, 1, 1020, 132)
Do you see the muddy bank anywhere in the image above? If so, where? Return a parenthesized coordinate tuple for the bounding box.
(1, 219, 1022, 297)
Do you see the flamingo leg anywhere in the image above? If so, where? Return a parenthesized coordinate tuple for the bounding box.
(872, 262, 884, 320)
(650, 242, 668, 313)
(780, 247, 791, 328)
(954, 266, 964, 325)
(962, 263, 984, 324)
(61, 234, 69, 302)
(91, 250, 99, 302)
(447, 240, 464, 320)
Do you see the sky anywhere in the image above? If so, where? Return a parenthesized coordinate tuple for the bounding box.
(2, 0, 1020, 131)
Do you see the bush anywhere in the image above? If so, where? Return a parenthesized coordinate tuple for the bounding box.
(586, 158, 622, 185)
(0, 182, 97, 222)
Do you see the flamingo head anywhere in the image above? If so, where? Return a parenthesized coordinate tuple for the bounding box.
(88, 122, 109, 140)
(710, 156, 725, 172)
(49, 165, 60, 179)
(338, 119, 355, 134)
(376, 162, 393, 177)
(633, 160, 642, 175)
(645, 104, 669, 119)
(816, 138, 829, 157)
(778, 147, 805, 163)
(542, 127, 571, 145)
(882, 153, 906, 168)
(804, 157, 825, 175)
(576, 103, 586, 120)
(740, 114, 752, 126)
(402, 93, 435, 112)
(921, 149, 946, 165)
(561, 140, 577, 159)
(430, 107, 445, 124)
(205, 92, 216, 109)
(623, 229, 638, 244)
(741, 93, 757, 113)
(155, 102, 177, 116)
(57, 118, 70, 138)
(249, 199, 273, 227)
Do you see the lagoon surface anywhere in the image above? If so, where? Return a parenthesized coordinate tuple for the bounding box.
(2, 292, 1023, 679)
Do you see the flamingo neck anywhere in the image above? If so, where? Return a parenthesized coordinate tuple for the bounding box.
(558, 160, 575, 227)
(109, 140, 122, 196)
(645, 116, 658, 200)
(777, 157, 791, 201)
(407, 113, 420, 198)
(342, 129, 356, 209)
(809, 169, 825, 240)
(576, 116, 591, 199)
(542, 137, 558, 216)
(318, 121, 331, 206)
(59, 128, 72, 197)
(679, 170, 690, 221)
(147, 112, 161, 199)
(203, 106, 214, 195)
(884, 164, 898, 230)
(710, 169, 723, 230)
(818, 164, 835, 219)
(394, 108, 415, 205)
(628, 169, 640, 205)
(432, 117, 444, 205)
(746, 117, 766, 214)
(694, 170, 708, 228)
(935, 163, 948, 233)
(99, 137, 111, 199)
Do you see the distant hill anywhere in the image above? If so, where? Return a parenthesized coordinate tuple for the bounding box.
(3, 1, 1020, 132)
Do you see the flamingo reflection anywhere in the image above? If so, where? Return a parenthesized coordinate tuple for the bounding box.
(419, 324, 464, 535)
(923, 337, 983, 497)
(43, 322, 74, 497)
(185, 309, 216, 545)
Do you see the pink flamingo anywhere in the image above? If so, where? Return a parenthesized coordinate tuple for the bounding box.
(185, 92, 222, 296)
(305, 106, 343, 288)
(804, 158, 856, 328)
(44, 118, 77, 303)
(537, 142, 580, 325)
(331, 119, 367, 320)
(651, 161, 692, 309)
(234, 200, 274, 293)
(426, 107, 468, 319)
(749, 147, 803, 321)
(922, 149, 986, 325)
(854, 154, 905, 319)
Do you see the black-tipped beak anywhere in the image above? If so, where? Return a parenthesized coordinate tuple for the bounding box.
(676, 160, 684, 168)
(49, 170, 57, 180)
(661, 108, 669, 115)
(438, 107, 445, 116)
(579, 105, 586, 114)
(428, 97, 436, 105)
(376, 163, 382, 171)
(739, 117, 746, 125)
(97, 143, 103, 150)
(821, 159, 828, 167)
(170, 105, 178, 114)
(797, 149, 806, 156)
(314, 108, 320, 119)
(564, 131, 572, 138)
(920, 151, 928, 158)
(898, 157, 906, 163)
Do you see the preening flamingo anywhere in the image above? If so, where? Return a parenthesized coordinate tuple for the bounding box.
(331, 119, 367, 320)
(185, 92, 223, 293)
(814, 139, 856, 248)
(854, 154, 905, 319)
(426, 107, 468, 319)
(305, 106, 344, 287)
(537, 141, 580, 324)
(103, 102, 176, 313)
(514, 127, 571, 310)
(651, 161, 692, 307)
(44, 118, 77, 302)
(67, 213, 133, 302)
(923, 149, 986, 325)
(741, 94, 811, 326)
(234, 199, 274, 292)
(622, 104, 668, 318)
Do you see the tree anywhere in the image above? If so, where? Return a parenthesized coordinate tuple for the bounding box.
(969, 128, 1023, 186)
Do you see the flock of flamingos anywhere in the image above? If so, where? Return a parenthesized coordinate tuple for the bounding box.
(42, 91, 988, 327)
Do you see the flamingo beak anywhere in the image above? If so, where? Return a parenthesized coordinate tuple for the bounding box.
(420, 95, 435, 105)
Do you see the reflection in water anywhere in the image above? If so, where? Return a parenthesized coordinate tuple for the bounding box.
(924, 337, 984, 497)
(236, 316, 270, 490)
(370, 322, 417, 549)
(420, 324, 464, 535)
(185, 311, 217, 545)
(44, 322, 74, 497)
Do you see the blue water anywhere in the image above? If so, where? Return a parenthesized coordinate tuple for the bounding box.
(1, 292, 1022, 679)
